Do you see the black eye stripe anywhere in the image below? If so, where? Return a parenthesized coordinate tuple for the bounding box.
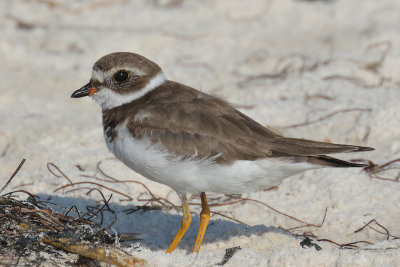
(113, 70, 130, 82)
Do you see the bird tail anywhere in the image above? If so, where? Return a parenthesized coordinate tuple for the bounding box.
(307, 155, 368, 167)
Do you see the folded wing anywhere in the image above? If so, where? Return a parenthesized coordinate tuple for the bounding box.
(127, 83, 373, 166)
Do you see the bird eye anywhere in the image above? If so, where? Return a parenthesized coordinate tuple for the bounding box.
(113, 70, 130, 82)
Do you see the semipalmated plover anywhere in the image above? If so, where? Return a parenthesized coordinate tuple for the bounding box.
(71, 52, 373, 253)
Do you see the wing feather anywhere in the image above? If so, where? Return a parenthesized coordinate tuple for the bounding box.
(126, 82, 373, 165)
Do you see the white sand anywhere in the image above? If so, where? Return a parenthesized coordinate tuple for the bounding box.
(1, 0, 400, 266)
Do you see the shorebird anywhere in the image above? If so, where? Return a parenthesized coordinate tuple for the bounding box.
(71, 52, 373, 253)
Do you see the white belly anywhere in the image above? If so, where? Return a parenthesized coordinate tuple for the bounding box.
(105, 125, 318, 194)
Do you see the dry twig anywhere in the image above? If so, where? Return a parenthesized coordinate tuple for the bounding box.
(0, 159, 26, 194)
(282, 108, 372, 129)
(354, 219, 399, 240)
(41, 236, 145, 267)
(362, 158, 400, 182)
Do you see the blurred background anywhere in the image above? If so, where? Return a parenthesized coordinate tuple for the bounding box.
(0, 0, 399, 265)
(1, 0, 398, 174)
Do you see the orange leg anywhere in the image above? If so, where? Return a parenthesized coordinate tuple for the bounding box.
(166, 193, 192, 253)
(192, 192, 210, 253)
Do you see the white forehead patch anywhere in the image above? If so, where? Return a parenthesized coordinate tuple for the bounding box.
(92, 69, 105, 83)
(91, 71, 166, 110)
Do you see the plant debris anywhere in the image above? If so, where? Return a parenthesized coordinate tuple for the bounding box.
(300, 237, 322, 251)
(0, 160, 145, 266)
(216, 246, 242, 266)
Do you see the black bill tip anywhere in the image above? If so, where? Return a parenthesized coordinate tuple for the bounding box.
(71, 82, 92, 98)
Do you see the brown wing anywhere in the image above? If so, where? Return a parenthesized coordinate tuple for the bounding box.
(126, 81, 373, 165)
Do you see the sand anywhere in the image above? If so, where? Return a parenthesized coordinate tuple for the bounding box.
(1, 0, 400, 266)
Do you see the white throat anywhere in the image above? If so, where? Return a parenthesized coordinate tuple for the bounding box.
(91, 72, 166, 110)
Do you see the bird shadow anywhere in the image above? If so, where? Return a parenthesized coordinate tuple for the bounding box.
(37, 193, 296, 252)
